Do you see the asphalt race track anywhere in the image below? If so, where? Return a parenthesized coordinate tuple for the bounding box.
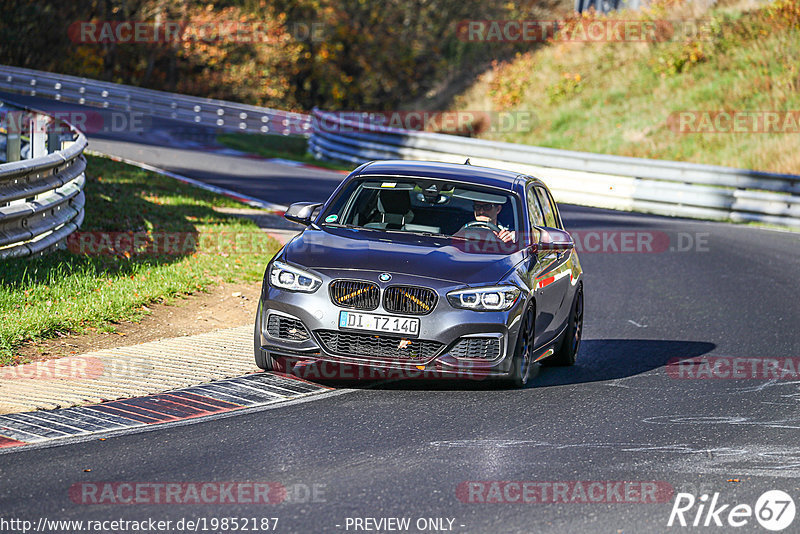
(1, 92, 799, 533)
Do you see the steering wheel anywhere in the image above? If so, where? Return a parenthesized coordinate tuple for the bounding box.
(461, 220, 502, 233)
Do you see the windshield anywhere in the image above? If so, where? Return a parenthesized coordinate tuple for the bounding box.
(318, 177, 521, 239)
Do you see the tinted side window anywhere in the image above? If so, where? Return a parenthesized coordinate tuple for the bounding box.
(526, 185, 545, 227)
(535, 187, 558, 228)
(544, 188, 564, 229)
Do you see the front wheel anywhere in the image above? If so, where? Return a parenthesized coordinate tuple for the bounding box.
(544, 285, 583, 367)
(507, 307, 534, 388)
(254, 301, 288, 372)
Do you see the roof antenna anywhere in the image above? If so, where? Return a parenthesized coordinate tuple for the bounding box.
(464, 158, 471, 165)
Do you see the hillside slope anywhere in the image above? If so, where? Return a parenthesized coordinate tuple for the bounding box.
(452, 0, 800, 174)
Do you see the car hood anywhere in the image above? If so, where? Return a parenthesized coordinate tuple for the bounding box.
(282, 226, 524, 285)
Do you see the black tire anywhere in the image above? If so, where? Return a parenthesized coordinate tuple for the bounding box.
(254, 302, 288, 373)
(544, 285, 583, 367)
(507, 306, 534, 388)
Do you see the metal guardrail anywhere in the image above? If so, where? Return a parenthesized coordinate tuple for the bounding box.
(0, 101, 87, 258)
(0, 64, 311, 137)
(309, 109, 800, 228)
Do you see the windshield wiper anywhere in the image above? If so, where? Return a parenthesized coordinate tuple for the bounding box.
(321, 223, 357, 228)
(403, 230, 468, 241)
(322, 223, 382, 232)
(323, 224, 467, 241)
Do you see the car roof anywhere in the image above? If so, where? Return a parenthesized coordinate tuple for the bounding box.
(352, 160, 541, 191)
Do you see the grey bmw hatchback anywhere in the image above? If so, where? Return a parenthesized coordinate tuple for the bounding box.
(255, 160, 583, 387)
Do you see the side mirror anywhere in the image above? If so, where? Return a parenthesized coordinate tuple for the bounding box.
(533, 227, 574, 252)
(285, 202, 323, 226)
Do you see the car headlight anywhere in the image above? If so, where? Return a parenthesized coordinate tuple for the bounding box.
(447, 285, 521, 311)
(269, 260, 322, 293)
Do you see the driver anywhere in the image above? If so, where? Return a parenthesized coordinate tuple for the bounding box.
(473, 201, 515, 243)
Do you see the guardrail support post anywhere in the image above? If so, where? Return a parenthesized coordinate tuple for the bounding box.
(29, 116, 46, 158)
(47, 132, 61, 154)
(6, 132, 20, 162)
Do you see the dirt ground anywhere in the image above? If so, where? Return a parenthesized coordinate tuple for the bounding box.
(17, 280, 263, 363)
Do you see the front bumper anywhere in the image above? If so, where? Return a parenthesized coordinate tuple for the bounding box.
(257, 270, 527, 380)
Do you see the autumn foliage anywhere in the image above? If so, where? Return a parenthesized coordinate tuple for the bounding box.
(0, 0, 565, 111)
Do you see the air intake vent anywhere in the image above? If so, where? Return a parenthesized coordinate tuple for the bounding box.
(267, 314, 310, 341)
(383, 286, 437, 315)
(449, 337, 501, 360)
(329, 280, 380, 310)
(316, 330, 444, 361)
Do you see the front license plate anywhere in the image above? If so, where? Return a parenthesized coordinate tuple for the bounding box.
(339, 311, 420, 337)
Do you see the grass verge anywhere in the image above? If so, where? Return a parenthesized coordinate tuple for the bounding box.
(0, 154, 281, 365)
(216, 132, 353, 172)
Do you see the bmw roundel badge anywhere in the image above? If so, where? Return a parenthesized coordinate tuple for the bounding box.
(379, 273, 392, 282)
